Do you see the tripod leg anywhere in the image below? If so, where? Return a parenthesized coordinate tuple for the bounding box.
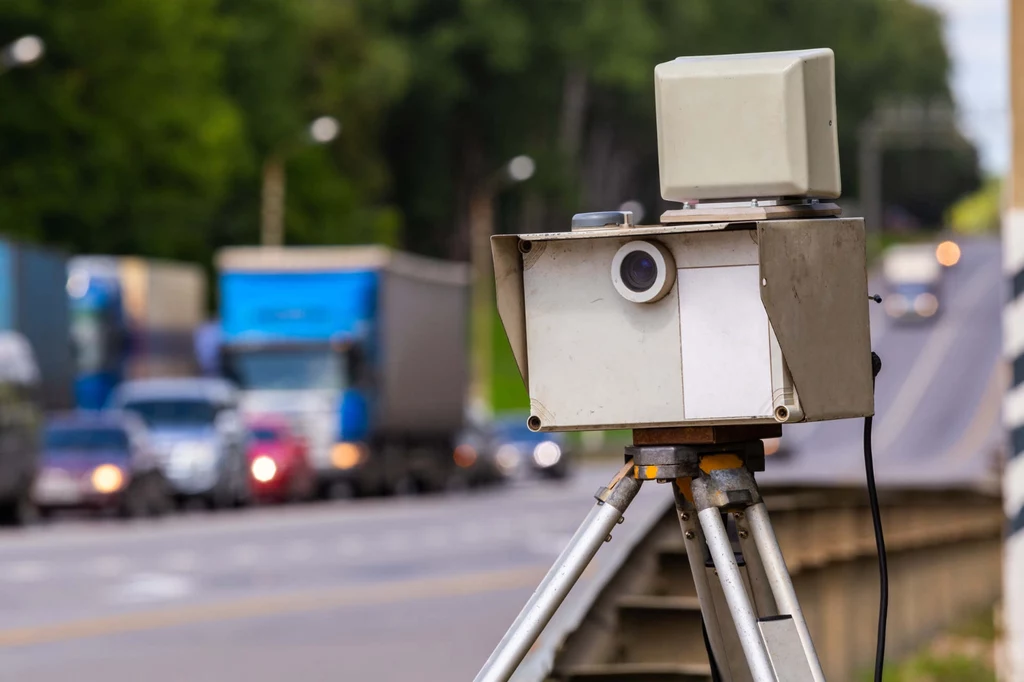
(699, 507, 777, 682)
(733, 511, 778, 618)
(474, 471, 642, 682)
(674, 483, 732, 675)
(746, 502, 826, 682)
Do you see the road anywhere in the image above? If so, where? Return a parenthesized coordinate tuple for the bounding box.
(0, 467, 665, 682)
(765, 236, 1004, 489)
(0, 237, 1004, 681)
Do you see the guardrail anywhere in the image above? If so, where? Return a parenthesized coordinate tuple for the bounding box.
(517, 484, 1002, 682)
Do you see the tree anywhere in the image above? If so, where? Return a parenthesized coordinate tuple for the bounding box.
(0, 0, 246, 260)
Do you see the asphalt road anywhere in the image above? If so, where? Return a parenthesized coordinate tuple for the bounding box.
(764, 236, 1004, 489)
(0, 466, 666, 682)
(0, 237, 1004, 682)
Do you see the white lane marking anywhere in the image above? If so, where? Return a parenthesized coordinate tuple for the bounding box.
(421, 528, 450, 549)
(458, 522, 489, 544)
(161, 550, 198, 572)
(379, 532, 409, 553)
(874, 265, 996, 454)
(226, 544, 263, 567)
(283, 541, 315, 563)
(336, 537, 366, 558)
(3, 561, 49, 583)
(89, 555, 129, 578)
(111, 572, 194, 604)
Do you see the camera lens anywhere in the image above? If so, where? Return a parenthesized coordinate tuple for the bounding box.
(620, 251, 659, 292)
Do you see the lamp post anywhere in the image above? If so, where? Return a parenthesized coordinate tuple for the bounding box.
(469, 155, 535, 417)
(260, 116, 341, 247)
(0, 35, 44, 73)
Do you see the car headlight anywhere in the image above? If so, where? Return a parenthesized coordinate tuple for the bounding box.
(532, 441, 562, 468)
(251, 455, 277, 483)
(913, 292, 939, 317)
(331, 442, 364, 470)
(91, 464, 124, 493)
(884, 293, 908, 317)
(495, 445, 522, 473)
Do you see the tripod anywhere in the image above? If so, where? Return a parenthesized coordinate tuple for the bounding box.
(474, 436, 826, 682)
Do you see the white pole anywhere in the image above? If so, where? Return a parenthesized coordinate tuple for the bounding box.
(1003, 2, 1024, 679)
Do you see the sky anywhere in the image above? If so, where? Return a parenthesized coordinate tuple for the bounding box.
(917, 0, 1008, 174)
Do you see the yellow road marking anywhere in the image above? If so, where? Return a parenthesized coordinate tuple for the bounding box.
(0, 565, 549, 649)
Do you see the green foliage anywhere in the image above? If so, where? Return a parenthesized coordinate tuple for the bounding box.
(0, 0, 980, 269)
(948, 177, 1003, 235)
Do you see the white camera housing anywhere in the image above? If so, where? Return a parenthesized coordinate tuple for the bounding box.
(494, 219, 873, 432)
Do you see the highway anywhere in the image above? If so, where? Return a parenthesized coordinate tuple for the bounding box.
(766, 236, 1004, 489)
(0, 237, 1004, 681)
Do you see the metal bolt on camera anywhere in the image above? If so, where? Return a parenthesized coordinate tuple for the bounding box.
(475, 48, 882, 682)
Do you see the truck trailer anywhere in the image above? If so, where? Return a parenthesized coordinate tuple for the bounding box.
(67, 256, 207, 410)
(0, 239, 74, 411)
(216, 246, 469, 496)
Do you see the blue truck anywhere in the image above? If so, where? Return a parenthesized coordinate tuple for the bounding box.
(216, 246, 469, 496)
(67, 256, 207, 410)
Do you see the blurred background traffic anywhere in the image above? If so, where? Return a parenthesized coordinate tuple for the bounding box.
(0, 0, 1010, 681)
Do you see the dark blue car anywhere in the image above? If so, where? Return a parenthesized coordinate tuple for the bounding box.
(34, 412, 171, 518)
(490, 415, 572, 480)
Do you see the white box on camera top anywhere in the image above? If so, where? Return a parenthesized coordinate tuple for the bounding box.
(655, 48, 841, 202)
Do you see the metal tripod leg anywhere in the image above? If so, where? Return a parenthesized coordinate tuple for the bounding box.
(693, 464, 821, 682)
(673, 483, 732, 676)
(698, 506, 778, 682)
(746, 502, 826, 682)
(473, 465, 642, 682)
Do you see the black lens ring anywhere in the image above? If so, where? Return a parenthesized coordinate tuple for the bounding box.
(620, 249, 659, 293)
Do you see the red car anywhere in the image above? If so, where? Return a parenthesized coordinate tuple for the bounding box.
(246, 417, 315, 503)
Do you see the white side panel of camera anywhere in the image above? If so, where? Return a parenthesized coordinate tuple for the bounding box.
(523, 229, 791, 429)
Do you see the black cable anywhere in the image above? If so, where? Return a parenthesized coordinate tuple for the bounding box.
(701, 617, 723, 682)
(865, 351, 887, 682)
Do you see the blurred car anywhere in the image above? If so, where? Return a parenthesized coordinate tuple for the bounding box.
(35, 412, 170, 518)
(452, 420, 510, 487)
(0, 332, 44, 525)
(881, 244, 943, 322)
(246, 416, 315, 503)
(109, 378, 250, 509)
(490, 415, 571, 480)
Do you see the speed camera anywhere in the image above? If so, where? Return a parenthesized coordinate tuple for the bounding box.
(492, 49, 874, 432)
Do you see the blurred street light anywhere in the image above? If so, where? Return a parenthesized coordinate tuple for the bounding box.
(261, 116, 340, 248)
(469, 155, 535, 415)
(1, 35, 45, 72)
(309, 116, 341, 144)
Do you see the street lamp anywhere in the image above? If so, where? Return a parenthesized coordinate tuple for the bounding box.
(260, 116, 341, 247)
(469, 155, 535, 415)
(0, 35, 45, 72)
